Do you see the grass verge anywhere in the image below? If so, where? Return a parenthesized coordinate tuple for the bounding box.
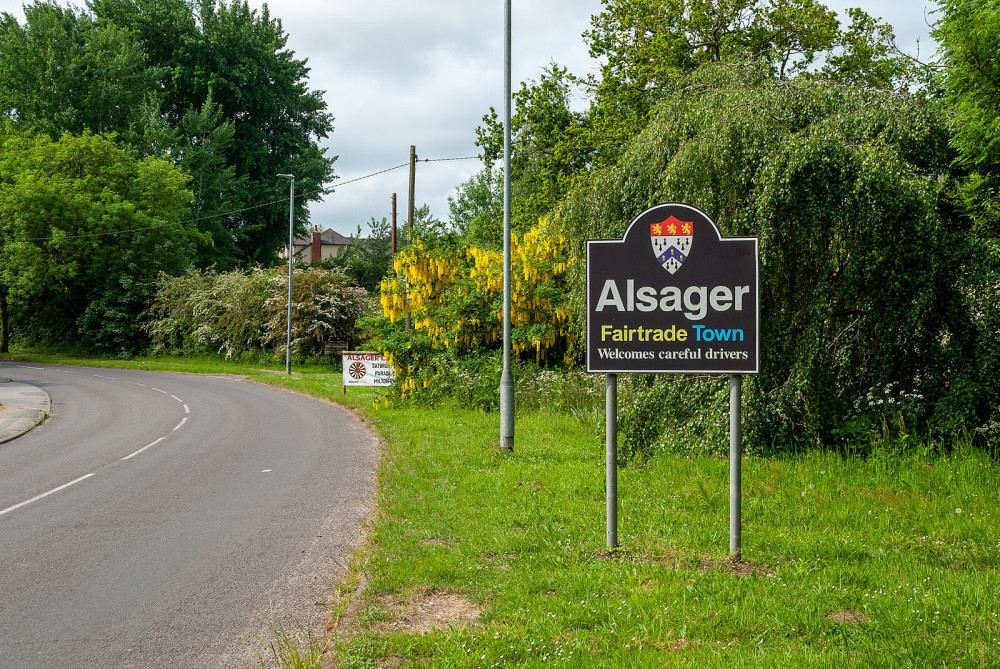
(7, 352, 999, 667)
(326, 403, 1000, 668)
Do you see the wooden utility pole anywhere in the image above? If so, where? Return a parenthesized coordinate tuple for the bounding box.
(408, 145, 416, 244)
(391, 192, 397, 257)
(405, 146, 416, 331)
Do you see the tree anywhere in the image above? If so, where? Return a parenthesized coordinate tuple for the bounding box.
(448, 166, 503, 247)
(0, 125, 198, 351)
(820, 7, 917, 90)
(90, 0, 336, 265)
(475, 65, 589, 236)
(473, 0, 910, 239)
(932, 0, 1000, 234)
(162, 93, 245, 268)
(0, 0, 336, 268)
(0, 1, 157, 140)
(579, 0, 906, 168)
(562, 64, 983, 453)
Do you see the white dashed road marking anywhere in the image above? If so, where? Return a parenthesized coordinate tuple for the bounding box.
(0, 473, 96, 517)
(122, 438, 165, 462)
(1, 367, 192, 516)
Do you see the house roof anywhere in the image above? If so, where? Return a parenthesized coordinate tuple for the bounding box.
(291, 227, 354, 247)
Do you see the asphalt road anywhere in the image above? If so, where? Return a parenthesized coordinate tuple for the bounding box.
(0, 362, 376, 669)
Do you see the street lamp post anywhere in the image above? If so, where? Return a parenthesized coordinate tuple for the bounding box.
(278, 174, 295, 375)
(499, 0, 514, 450)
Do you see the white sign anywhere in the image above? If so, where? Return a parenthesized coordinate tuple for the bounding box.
(342, 351, 394, 387)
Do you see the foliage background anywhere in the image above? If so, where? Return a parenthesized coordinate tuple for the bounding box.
(0, 125, 198, 352)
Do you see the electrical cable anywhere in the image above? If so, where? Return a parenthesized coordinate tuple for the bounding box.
(12, 160, 432, 242)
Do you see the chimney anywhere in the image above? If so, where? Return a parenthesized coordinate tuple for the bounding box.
(311, 225, 322, 264)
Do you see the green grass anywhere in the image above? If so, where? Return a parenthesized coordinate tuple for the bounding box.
(7, 350, 999, 667)
(330, 405, 1000, 668)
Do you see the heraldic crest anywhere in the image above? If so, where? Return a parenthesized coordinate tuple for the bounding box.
(650, 215, 693, 274)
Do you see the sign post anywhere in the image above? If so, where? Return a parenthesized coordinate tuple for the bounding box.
(730, 374, 742, 556)
(586, 203, 759, 553)
(606, 373, 618, 548)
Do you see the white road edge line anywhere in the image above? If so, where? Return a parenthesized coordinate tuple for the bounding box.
(93, 374, 117, 380)
(125, 381, 146, 387)
(17, 365, 44, 370)
(151, 388, 168, 394)
(0, 473, 96, 518)
(173, 417, 187, 431)
(183, 404, 190, 414)
(121, 437, 165, 461)
(170, 394, 183, 403)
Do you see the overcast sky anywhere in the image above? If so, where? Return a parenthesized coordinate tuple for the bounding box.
(0, 0, 938, 235)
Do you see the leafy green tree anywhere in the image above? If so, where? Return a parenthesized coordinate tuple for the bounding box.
(90, 0, 336, 265)
(448, 166, 502, 247)
(562, 64, 983, 453)
(476, 66, 589, 235)
(404, 203, 452, 243)
(1, 0, 335, 268)
(579, 0, 906, 169)
(0, 125, 198, 351)
(932, 0, 1000, 233)
(820, 7, 917, 89)
(473, 0, 909, 240)
(0, 1, 157, 140)
(166, 93, 245, 268)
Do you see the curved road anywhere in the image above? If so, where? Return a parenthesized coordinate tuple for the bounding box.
(0, 362, 376, 669)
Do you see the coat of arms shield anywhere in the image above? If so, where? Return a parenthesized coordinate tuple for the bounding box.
(650, 215, 693, 274)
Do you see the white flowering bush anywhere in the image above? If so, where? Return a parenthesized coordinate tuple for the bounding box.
(146, 267, 366, 359)
(264, 267, 366, 357)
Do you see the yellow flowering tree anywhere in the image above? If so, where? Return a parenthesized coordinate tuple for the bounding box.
(372, 215, 578, 400)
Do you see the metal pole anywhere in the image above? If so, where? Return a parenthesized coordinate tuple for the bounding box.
(278, 174, 295, 375)
(730, 374, 742, 556)
(499, 0, 514, 450)
(606, 373, 618, 548)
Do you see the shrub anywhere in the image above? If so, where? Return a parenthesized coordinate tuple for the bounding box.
(263, 267, 366, 357)
(563, 63, 991, 455)
(373, 216, 580, 404)
(146, 268, 270, 358)
(146, 266, 366, 359)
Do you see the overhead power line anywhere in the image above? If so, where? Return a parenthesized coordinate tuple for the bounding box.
(14, 156, 476, 242)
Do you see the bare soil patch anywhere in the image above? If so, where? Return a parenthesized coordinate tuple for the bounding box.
(827, 609, 870, 625)
(375, 587, 481, 633)
(702, 555, 775, 578)
(594, 548, 774, 578)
